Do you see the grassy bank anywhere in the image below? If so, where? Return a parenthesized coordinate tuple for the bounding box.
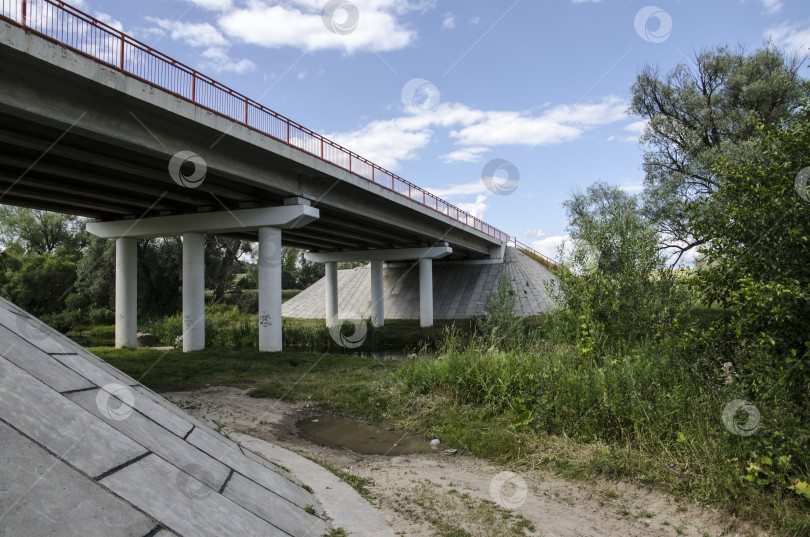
(96, 335, 809, 536)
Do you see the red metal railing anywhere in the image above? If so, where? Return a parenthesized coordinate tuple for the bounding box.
(0, 0, 521, 243)
(509, 239, 559, 270)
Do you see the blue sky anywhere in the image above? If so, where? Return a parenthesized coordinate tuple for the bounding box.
(75, 0, 809, 260)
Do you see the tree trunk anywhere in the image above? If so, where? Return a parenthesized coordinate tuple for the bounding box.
(212, 239, 241, 304)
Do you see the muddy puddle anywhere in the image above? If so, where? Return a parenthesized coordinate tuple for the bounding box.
(296, 415, 434, 456)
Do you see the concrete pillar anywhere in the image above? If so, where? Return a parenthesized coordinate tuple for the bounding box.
(370, 260, 384, 327)
(182, 233, 205, 352)
(115, 237, 137, 349)
(419, 258, 433, 328)
(325, 261, 338, 328)
(258, 227, 282, 352)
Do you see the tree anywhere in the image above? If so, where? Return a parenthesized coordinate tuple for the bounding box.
(692, 82, 810, 366)
(208, 237, 252, 304)
(0, 207, 86, 254)
(630, 45, 804, 262)
(548, 182, 685, 357)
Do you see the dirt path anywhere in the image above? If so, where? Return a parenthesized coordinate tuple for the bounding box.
(164, 386, 767, 537)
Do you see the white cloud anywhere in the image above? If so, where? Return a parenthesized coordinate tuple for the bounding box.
(531, 235, 567, 260)
(327, 96, 629, 172)
(439, 146, 489, 163)
(426, 180, 489, 198)
(624, 120, 647, 134)
(469, 16, 480, 25)
(451, 96, 627, 147)
(618, 181, 644, 193)
(746, 0, 782, 14)
(149, 18, 228, 47)
(200, 47, 256, 73)
(766, 22, 810, 55)
(217, 0, 419, 53)
(524, 228, 547, 238)
(95, 12, 124, 31)
(456, 194, 489, 219)
(442, 12, 455, 29)
(327, 118, 434, 170)
(185, 0, 233, 10)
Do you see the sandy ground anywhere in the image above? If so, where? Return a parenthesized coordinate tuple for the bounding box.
(164, 386, 768, 537)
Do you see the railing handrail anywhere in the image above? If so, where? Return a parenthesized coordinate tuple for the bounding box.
(1, 0, 558, 266)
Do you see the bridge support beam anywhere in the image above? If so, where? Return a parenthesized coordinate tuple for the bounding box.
(115, 237, 137, 349)
(370, 260, 384, 327)
(182, 233, 206, 352)
(306, 245, 451, 329)
(258, 227, 283, 352)
(325, 262, 338, 329)
(419, 258, 434, 328)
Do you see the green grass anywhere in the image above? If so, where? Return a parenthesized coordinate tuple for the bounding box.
(92, 319, 809, 536)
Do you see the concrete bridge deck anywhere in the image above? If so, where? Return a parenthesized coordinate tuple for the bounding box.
(0, 1, 558, 353)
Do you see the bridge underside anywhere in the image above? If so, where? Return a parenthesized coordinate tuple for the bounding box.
(0, 19, 511, 350)
(0, 23, 499, 259)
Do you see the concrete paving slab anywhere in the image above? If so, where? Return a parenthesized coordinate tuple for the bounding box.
(100, 454, 289, 537)
(0, 307, 74, 354)
(222, 472, 329, 537)
(234, 433, 397, 537)
(0, 326, 95, 394)
(51, 352, 140, 390)
(187, 427, 316, 510)
(0, 421, 158, 537)
(129, 386, 194, 438)
(0, 359, 148, 478)
(67, 389, 230, 491)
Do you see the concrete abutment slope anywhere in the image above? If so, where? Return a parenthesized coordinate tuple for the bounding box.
(0, 295, 368, 537)
(283, 247, 558, 321)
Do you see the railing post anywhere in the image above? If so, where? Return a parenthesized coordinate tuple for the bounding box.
(191, 73, 196, 103)
(244, 99, 248, 126)
(21, 0, 27, 26)
(119, 34, 125, 71)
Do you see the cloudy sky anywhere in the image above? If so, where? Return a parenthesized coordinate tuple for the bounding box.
(72, 0, 808, 260)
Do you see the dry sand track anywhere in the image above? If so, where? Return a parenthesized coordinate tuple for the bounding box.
(165, 386, 768, 537)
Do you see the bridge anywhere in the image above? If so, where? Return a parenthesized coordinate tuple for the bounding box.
(0, 0, 555, 352)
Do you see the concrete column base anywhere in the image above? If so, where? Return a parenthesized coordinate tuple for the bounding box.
(258, 227, 282, 352)
(370, 260, 384, 327)
(182, 233, 205, 352)
(325, 261, 338, 328)
(419, 258, 433, 328)
(115, 237, 137, 349)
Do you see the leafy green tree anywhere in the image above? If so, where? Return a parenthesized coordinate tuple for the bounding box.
(630, 45, 804, 262)
(138, 238, 182, 316)
(691, 82, 810, 395)
(1, 246, 78, 317)
(0, 207, 86, 254)
(548, 182, 685, 358)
